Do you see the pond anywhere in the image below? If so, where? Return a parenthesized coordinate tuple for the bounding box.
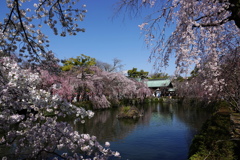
(73, 102, 211, 160)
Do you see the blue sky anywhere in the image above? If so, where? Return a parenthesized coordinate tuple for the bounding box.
(1, 0, 176, 75)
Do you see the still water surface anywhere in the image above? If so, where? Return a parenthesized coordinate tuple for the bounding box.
(74, 102, 210, 160)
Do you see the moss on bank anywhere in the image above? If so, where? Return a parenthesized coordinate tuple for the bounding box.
(188, 105, 240, 160)
(117, 106, 142, 119)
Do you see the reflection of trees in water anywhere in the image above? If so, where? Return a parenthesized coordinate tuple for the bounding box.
(70, 103, 210, 144)
(145, 102, 210, 147)
(71, 106, 160, 143)
(148, 102, 210, 131)
(167, 102, 211, 145)
(138, 103, 173, 126)
(72, 108, 138, 143)
(173, 103, 211, 130)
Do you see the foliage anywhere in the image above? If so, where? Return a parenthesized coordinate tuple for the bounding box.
(61, 54, 96, 71)
(189, 67, 199, 80)
(149, 72, 169, 79)
(174, 76, 185, 82)
(117, 106, 141, 119)
(127, 67, 149, 78)
(189, 110, 238, 160)
(122, 106, 131, 113)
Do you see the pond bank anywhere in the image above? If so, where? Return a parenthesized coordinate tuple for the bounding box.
(188, 104, 240, 160)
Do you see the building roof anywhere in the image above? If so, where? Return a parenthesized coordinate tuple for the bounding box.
(146, 79, 171, 88)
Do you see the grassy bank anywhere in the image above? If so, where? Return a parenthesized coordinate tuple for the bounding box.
(188, 104, 240, 160)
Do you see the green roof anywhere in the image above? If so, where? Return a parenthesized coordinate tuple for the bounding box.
(146, 79, 171, 88)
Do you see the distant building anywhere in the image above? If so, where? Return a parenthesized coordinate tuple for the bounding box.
(146, 79, 175, 96)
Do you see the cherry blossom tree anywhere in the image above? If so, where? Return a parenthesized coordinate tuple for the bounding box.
(0, 0, 121, 159)
(66, 65, 151, 109)
(100, 67, 151, 102)
(73, 66, 112, 109)
(61, 54, 97, 102)
(1, 0, 87, 67)
(174, 76, 207, 100)
(117, 0, 240, 110)
(173, 47, 240, 110)
(0, 57, 121, 159)
(117, 0, 240, 73)
(40, 69, 74, 101)
(220, 48, 240, 111)
(59, 54, 152, 109)
(199, 47, 240, 111)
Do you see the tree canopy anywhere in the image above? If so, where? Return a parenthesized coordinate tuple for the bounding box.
(61, 54, 96, 71)
(117, 0, 240, 74)
(127, 67, 149, 78)
(117, 0, 240, 110)
(149, 72, 169, 79)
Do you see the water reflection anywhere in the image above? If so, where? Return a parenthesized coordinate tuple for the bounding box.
(73, 102, 210, 160)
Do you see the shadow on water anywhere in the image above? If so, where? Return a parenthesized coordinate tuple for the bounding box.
(71, 102, 211, 160)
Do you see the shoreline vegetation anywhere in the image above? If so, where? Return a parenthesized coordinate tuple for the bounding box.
(188, 101, 240, 160)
